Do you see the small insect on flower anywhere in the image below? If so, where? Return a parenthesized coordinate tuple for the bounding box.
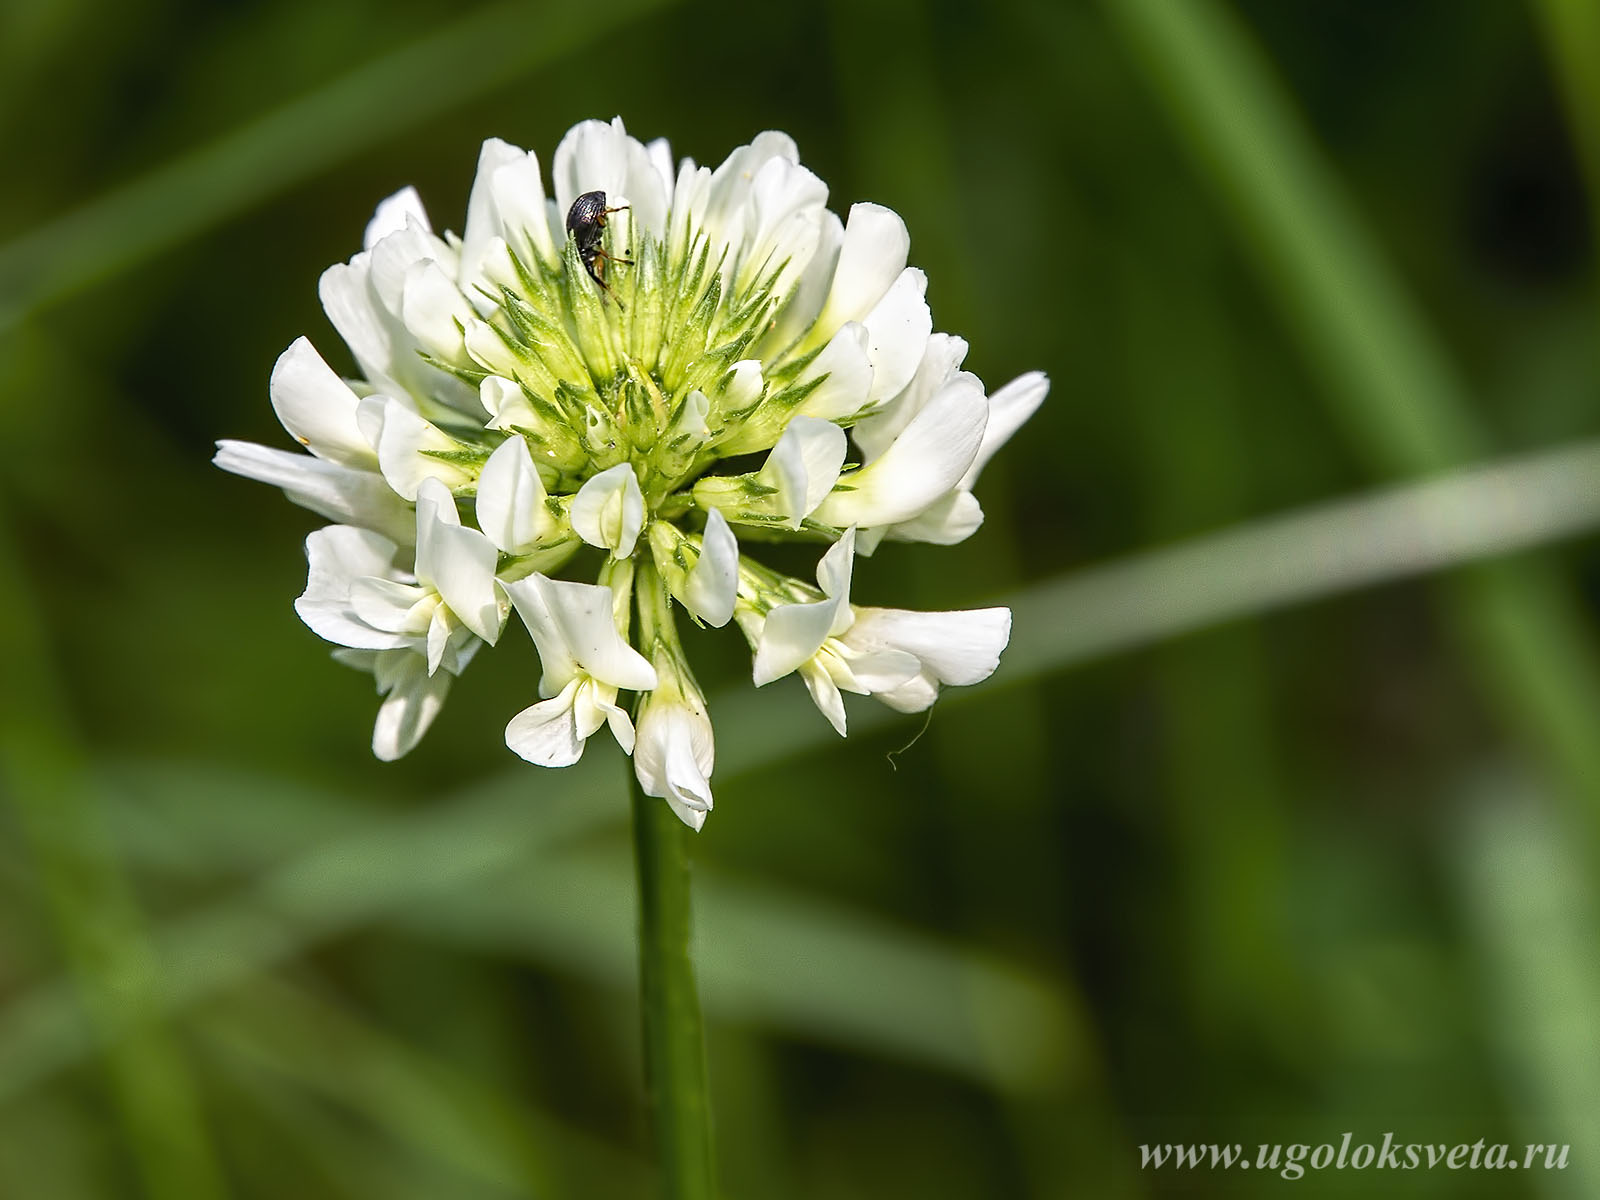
(566, 189, 632, 304)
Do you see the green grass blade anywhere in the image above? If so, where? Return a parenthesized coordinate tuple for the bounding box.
(1452, 773, 1600, 1200)
(0, 0, 672, 331)
(1533, 0, 1600, 248)
(1099, 0, 1600, 816)
(0, 504, 228, 1196)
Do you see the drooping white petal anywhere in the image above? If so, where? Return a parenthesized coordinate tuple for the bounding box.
(750, 530, 856, 685)
(885, 489, 985, 546)
(269, 337, 376, 468)
(758, 417, 847, 529)
(476, 435, 550, 554)
(365, 186, 430, 251)
(361, 396, 475, 500)
(842, 606, 1012, 712)
(959, 370, 1050, 490)
(502, 574, 657, 695)
(811, 376, 988, 529)
(814, 525, 857, 603)
(213, 441, 414, 544)
(367, 650, 452, 761)
(795, 322, 873, 421)
(415, 478, 501, 643)
(798, 661, 848, 736)
(859, 268, 931, 409)
(295, 526, 410, 650)
(684, 508, 738, 627)
(634, 700, 715, 830)
(571, 463, 645, 557)
(505, 677, 587, 767)
(813, 203, 909, 340)
(425, 602, 452, 675)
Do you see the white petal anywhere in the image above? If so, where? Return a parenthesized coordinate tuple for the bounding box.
(269, 337, 376, 468)
(552, 117, 669, 240)
(462, 138, 527, 296)
(753, 599, 838, 686)
(503, 574, 656, 694)
(367, 217, 446, 317)
(478, 373, 539, 431)
(853, 334, 969, 463)
(960, 370, 1049, 490)
(702, 131, 799, 246)
(426, 602, 452, 675)
(859, 268, 931, 408)
(795, 321, 873, 421)
(758, 416, 847, 528)
(400, 259, 474, 364)
(213, 441, 414, 544)
(798, 661, 848, 736)
(363, 396, 475, 501)
(295, 526, 411, 650)
(317, 256, 397, 394)
(684, 508, 738, 627)
(371, 651, 452, 761)
(734, 156, 828, 295)
(364, 186, 430, 250)
(815, 525, 857, 606)
(571, 463, 645, 557)
(476, 435, 550, 554)
(505, 678, 586, 767)
(765, 208, 842, 355)
(845, 606, 1012, 688)
(813, 203, 909, 340)
(350, 577, 432, 635)
(751, 531, 857, 688)
(491, 152, 560, 269)
(415, 478, 501, 643)
(717, 359, 763, 413)
(635, 701, 715, 828)
(886, 489, 984, 545)
(811, 376, 988, 529)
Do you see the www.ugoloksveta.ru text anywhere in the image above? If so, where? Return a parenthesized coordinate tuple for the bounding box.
(1140, 1134, 1569, 1181)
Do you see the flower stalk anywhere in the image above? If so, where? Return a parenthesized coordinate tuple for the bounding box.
(630, 569, 716, 1192)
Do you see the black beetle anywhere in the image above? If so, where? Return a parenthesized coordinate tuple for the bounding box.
(566, 190, 632, 304)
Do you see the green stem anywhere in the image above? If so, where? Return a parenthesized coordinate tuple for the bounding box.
(630, 765, 716, 1199)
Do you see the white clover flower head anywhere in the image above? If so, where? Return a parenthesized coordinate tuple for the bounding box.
(216, 117, 1048, 828)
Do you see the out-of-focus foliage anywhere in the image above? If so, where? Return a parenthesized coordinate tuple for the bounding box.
(1, 0, 1598, 1196)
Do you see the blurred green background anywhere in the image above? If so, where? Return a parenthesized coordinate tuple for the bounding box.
(3, 0, 1600, 1196)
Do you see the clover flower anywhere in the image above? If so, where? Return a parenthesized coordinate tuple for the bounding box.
(217, 117, 1047, 827)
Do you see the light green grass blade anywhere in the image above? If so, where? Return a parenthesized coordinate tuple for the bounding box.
(1100, 0, 1600, 819)
(0, 0, 671, 331)
(1452, 773, 1600, 1200)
